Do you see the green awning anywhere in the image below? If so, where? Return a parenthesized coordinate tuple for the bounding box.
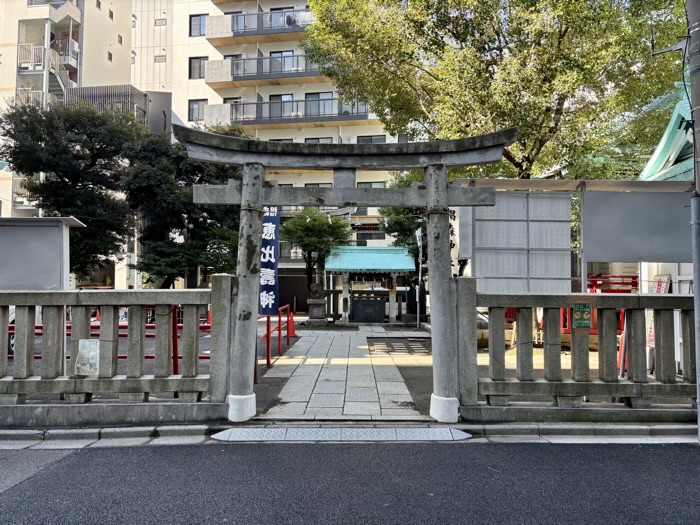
(325, 246, 414, 273)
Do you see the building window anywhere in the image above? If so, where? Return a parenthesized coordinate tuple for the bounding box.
(96, 0, 101, 9)
(189, 57, 208, 79)
(305, 137, 333, 144)
(109, 9, 114, 20)
(188, 99, 207, 122)
(190, 14, 207, 37)
(155, 18, 167, 26)
(131, 57, 135, 64)
(356, 232, 386, 246)
(107, 51, 112, 62)
(118, 34, 123, 45)
(305, 92, 334, 117)
(269, 139, 294, 143)
(269, 94, 294, 119)
(305, 183, 333, 188)
(224, 97, 243, 119)
(154, 55, 166, 63)
(357, 135, 386, 144)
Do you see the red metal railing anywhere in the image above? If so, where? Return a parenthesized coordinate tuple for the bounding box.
(256, 304, 296, 369)
(587, 275, 639, 294)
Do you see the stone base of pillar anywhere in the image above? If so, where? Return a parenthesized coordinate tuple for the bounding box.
(65, 393, 92, 404)
(486, 395, 509, 406)
(555, 396, 583, 408)
(178, 392, 202, 403)
(429, 393, 459, 423)
(227, 393, 256, 422)
(623, 397, 651, 409)
(0, 394, 26, 405)
(120, 393, 149, 403)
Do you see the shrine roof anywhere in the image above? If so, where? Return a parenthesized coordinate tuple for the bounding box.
(325, 247, 415, 274)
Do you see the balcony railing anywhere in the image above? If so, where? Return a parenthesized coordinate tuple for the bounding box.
(12, 177, 36, 203)
(15, 88, 58, 108)
(27, 0, 77, 5)
(224, 99, 369, 124)
(207, 10, 314, 40)
(206, 55, 320, 84)
(52, 37, 80, 60)
(17, 44, 45, 68)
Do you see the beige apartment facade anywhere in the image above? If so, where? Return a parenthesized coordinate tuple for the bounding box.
(0, 0, 137, 288)
(132, 0, 399, 307)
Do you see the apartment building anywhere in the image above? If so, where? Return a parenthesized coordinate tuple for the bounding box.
(132, 0, 397, 307)
(0, 0, 140, 288)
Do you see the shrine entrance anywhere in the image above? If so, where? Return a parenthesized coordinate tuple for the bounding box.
(173, 124, 517, 423)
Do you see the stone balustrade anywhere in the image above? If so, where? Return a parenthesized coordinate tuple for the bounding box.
(0, 284, 237, 419)
(455, 277, 697, 422)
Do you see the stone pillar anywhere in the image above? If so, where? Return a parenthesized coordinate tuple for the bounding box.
(228, 163, 265, 422)
(389, 273, 397, 323)
(426, 163, 459, 423)
(341, 273, 350, 322)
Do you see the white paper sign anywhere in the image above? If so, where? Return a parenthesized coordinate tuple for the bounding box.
(75, 339, 99, 377)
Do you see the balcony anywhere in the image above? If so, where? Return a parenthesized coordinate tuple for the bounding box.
(52, 37, 80, 70)
(12, 177, 37, 210)
(25, 0, 81, 24)
(15, 88, 58, 108)
(206, 10, 314, 46)
(203, 99, 380, 130)
(205, 55, 327, 88)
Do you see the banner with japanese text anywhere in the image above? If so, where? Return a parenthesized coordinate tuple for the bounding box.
(259, 206, 280, 316)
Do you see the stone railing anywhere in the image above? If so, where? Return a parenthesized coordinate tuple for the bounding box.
(454, 277, 696, 422)
(0, 276, 237, 426)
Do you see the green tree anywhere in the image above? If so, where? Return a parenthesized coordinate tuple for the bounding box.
(303, 0, 685, 179)
(0, 103, 142, 277)
(280, 208, 353, 289)
(122, 124, 248, 289)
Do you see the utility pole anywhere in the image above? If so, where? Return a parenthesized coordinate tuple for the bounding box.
(687, 0, 700, 441)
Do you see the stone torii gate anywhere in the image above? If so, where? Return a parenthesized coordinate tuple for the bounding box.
(173, 124, 518, 423)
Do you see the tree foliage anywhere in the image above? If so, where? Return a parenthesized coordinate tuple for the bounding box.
(122, 124, 247, 289)
(0, 104, 141, 277)
(0, 103, 247, 287)
(304, 0, 685, 179)
(280, 208, 353, 289)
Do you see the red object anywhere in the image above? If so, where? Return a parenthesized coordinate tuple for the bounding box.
(587, 275, 639, 294)
(266, 316, 272, 368)
(172, 305, 179, 376)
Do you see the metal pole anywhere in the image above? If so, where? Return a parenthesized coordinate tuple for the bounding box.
(687, 0, 700, 441)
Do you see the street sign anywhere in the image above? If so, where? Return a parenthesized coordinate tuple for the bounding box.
(572, 303, 593, 330)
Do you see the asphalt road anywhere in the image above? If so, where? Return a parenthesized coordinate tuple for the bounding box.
(1, 443, 699, 525)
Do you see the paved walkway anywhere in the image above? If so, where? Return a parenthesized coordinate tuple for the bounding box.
(261, 326, 430, 418)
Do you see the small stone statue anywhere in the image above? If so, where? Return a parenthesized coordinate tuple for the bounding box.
(309, 282, 325, 299)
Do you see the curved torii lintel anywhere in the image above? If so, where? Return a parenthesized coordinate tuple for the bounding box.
(172, 124, 519, 170)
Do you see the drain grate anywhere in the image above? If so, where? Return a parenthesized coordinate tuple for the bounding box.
(368, 338, 432, 354)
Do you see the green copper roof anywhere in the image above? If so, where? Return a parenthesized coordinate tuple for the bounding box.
(325, 246, 415, 273)
(639, 99, 693, 182)
(0, 161, 9, 171)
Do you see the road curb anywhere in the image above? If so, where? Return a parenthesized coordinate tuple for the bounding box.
(0, 422, 696, 444)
